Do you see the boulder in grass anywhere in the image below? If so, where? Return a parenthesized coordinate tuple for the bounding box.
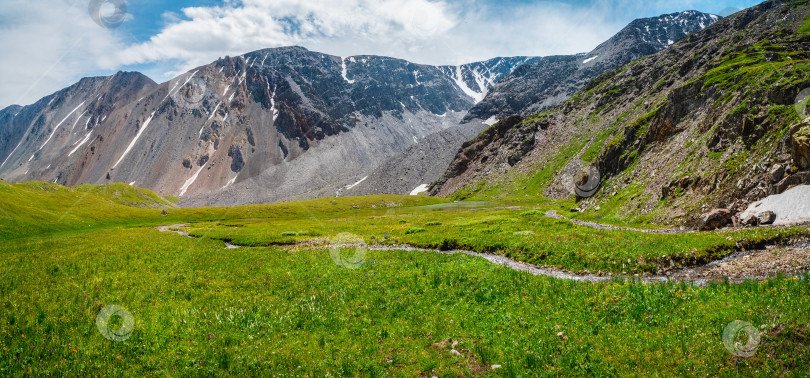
(698, 208, 732, 231)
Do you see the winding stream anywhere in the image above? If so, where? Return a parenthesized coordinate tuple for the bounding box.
(157, 221, 808, 287)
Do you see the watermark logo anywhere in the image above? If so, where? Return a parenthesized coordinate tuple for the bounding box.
(96, 305, 134, 342)
(796, 88, 810, 121)
(170, 73, 207, 109)
(404, 8, 452, 39)
(574, 165, 601, 198)
(718, 7, 742, 17)
(88, 0, 128, 29)
(329, 233, 367, 269)
(723, 320, 760, 358)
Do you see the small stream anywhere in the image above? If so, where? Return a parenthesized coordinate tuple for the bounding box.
(157, 224, 808, 286)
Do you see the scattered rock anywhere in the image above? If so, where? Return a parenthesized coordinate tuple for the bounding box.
(668, 245, 810, 283)
(161, 210, 168, 216)
(744, 215, 759, 226)
(450, 349, 462, 356)
(773, 171, 810, 194)
(432, 338, 452, 349)
(556, 331, 568, 340)
(491, 365, 502, 370)
(758, 211, 776, 225)
(698, 208, 732, 231)
(769, 164, 785, 183)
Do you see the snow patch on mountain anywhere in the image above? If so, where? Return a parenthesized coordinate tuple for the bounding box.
(453, 65, 485, 103)
(341, 57, 355, 84)
(68, 132, 93, 157)
(345, 176, 368, 190)
(30, 101, 86, 161)
(223, 174, 238, 189)
(179, 163, 207, 196)
(410, 184, 429, 195)
(113, 111, 155, 169)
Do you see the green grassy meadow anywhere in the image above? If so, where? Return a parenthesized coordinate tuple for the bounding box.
(1, 181, 809, 376)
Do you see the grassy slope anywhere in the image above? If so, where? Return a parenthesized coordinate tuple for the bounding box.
(0, 180, 447, 240)
(0, 181, 809, 375)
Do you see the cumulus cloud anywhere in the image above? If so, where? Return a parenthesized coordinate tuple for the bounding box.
(0, 0, 124, 107)
(0, 0, 763, 108)
(106, 0, 460, 76)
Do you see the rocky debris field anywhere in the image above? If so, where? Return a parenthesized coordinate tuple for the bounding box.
(669, 244, 810, 283)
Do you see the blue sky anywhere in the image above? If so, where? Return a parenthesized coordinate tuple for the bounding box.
(0, 0, 764, 108)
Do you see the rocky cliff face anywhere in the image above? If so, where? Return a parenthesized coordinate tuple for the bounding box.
(464, 11, 721, 124)
(0, 47, 530, 206)
(431, 0, 810, 226)
(344, 11, 720, 197)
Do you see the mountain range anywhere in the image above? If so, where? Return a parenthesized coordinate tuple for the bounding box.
(344, 10, 721, 197)
(0, 10, 722, 208)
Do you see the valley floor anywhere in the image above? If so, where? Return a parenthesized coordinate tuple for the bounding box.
(0, 182, 809, 376)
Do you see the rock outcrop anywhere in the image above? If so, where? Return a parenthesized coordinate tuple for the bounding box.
(792, 121, 810, 170)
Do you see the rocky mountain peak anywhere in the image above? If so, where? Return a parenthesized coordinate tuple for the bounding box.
(463, 10, 721, 123)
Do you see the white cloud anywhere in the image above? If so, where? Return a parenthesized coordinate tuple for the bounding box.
(0, 0, 764, 108)
(106, 0, 460, 76)
(105, 0, 628, 81)
(0, 0, 124, 107)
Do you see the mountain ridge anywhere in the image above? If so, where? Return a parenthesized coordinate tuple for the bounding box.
(0, 47, 531, 206)
(430, 0, 810, 226)
(343, 10, 720, 198)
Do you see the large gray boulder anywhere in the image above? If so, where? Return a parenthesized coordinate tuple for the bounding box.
(698, 208, 733, 231)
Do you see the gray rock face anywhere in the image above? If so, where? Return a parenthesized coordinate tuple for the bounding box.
(464, 11, 721, 123)
(769, 164, 785, 183)
(342, 119, 479, 197)
(0, 47, 530, 205)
